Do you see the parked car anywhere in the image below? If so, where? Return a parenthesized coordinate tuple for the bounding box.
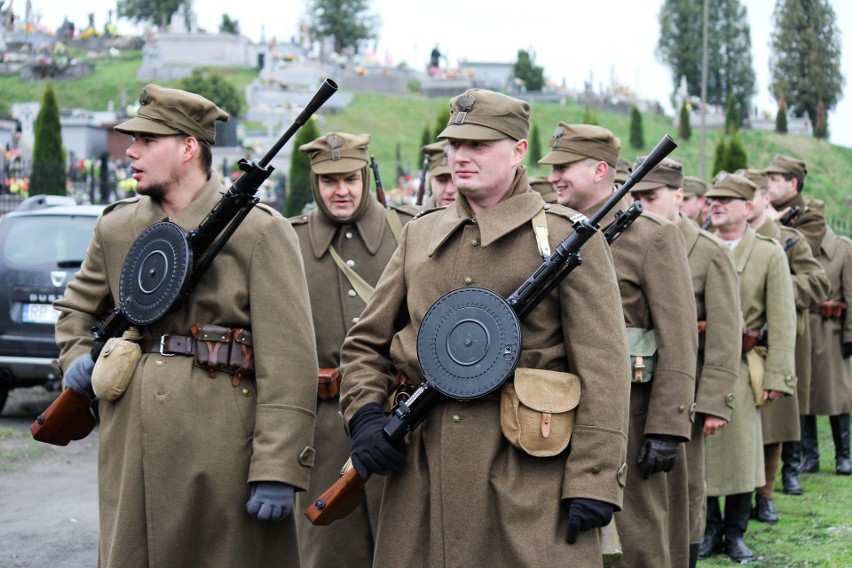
(0, 203, 105, 413)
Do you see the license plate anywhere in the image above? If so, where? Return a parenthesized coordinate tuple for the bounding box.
(22, 303, 60, 324)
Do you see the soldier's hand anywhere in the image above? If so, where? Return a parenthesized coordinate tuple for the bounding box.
(637, 434, 680, 479)
(842, 342, 852, 359)
(563, 498, 614, 544)
(703, 416, 728, 436)
(763, 389, 785, 402)
(766, 204, 787, 221)
(350, 402, 407, 478)
(63, 354, 96, 400)
(246, 481, 294, 521)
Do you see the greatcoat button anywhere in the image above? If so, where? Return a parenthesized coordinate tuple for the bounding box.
(471, 239, 480, 247)
(678, 405, 686, 413)
(348, 289, 357, 297)
(352, 317, 359, 324)
(155, 359, 164, 367)
(346, 259, 355, 267)
(463, 276, 473, 285)
(345, 232, 353, 239)
(451, 415, 461, 423)
(592, 466, 601, 474)
(242, 388, 251, 397)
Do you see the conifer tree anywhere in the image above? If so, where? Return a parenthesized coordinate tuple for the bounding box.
(629, 106, 644, 149)
(678, 103, 692, 141)
(285, 117, 320, 217)
(30, 82, 66, 196)
(813, 98, 828, 139)
(527, 123, 543, 165)
(775, 94, 788, 134)
(725, 132, 748, 172)
(712, 136, 728, 177)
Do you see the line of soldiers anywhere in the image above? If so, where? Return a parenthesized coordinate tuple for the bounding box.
(53, 83, 851, 568)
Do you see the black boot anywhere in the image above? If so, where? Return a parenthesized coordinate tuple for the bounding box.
(724, 493, 756, 563)
(781, 452, 803, 495)
(752, 494, 779, 524)
(699, 497, 724, 559)
(799, 415, 820, 473)
(688, 542, 699, 568)
(830, 413, 851, 475)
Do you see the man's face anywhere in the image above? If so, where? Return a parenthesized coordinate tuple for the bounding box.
(749, 188, 770, 221)
(634, 186, 680, 223)
(679, 194, 705, 221)
(709, 196, 751, 234)
(547, 159, 600, 210)
(125, 134, 186, 200)
(766, 173, 796, 205)
(447, 138, 524, 201)
(431, 173, 457, 206)
(318, 169, 363, 219)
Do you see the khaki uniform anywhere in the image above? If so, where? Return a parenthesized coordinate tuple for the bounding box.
(340, 172, 631, 567)
(54, 179, 318, 568)
(291, 198, 413, 568)
(705, 227, 797, 495)
(677, 214, 741, 543)
(809, 228, 852, 414)
(586, 198, 698, 568)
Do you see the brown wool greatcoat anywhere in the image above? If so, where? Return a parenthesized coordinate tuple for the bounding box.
(340, 170, 631, 568)
(587, 199, 698, 568)
(677, 214, 741, 543)
(54, 179, 318, 568)
(290, 198, 413, 568)
(809, 228, 852, 415)
(705, 227, 797, 496)
(757, 219, 830, 441)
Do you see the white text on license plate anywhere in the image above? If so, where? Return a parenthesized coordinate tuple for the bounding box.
(22, 303, 60, 324)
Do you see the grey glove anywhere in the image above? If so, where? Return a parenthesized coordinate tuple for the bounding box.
(246, 481, 294, 521)
(63, 354, 96, 400)
(637, 434, 680, 479)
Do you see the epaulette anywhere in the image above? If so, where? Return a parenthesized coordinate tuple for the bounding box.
(754, 231, 780, 246)
(412, 206, 446, 221)
(635, 210, 668, 226)
(288, 213, 309, 225)
(102, 196, 142, 215)
(253, 202, 280, 217)
(388, 204, 418, 220)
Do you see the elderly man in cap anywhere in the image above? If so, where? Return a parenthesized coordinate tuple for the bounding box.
(744, 167, 829, 518)
(681, 175, 709, 227)
(339, 89, 631, 567)
(631, 158, 741, 568)
(290, 132, 414, 568)
(541, 123, 697, 568)
(701, 172, 796, 563)
(419, 139, 457, 209)
(765, 154, 825, 256)
(54, 84, 318, 567)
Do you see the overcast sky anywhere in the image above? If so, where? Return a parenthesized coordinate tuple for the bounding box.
(21, 0, 852, 148)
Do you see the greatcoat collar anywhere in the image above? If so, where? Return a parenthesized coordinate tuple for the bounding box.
(308, 197, 387, 258)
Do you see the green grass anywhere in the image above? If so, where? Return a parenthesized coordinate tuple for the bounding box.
(0, 425, 46, 471)
(699, 416, 852, 567)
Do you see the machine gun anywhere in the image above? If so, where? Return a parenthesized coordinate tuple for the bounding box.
(370, 155, 387, 207)
(305, 134, 678, 525)
(779, 205, 801, 227)
(602, 201, 644, 245)
(31, 79, 339, 447)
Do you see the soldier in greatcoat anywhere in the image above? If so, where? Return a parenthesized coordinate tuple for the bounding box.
(290, 132, 414, 568)
(54, 84, 318, 567)
(631, 158, 741, 568)
(806, 225, 852, 475)
(680, 175, 709, 228)
(744, 168, 830, 519)
(340, 89, 631, 567)
(541, 124, 698, 568)
(419, 139, 457, 209)
(701, 173, 796, 563)
(529, 175, 558, 203)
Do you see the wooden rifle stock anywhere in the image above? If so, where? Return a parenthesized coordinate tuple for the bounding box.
(370, 155, 386, 207)
(415, 154, 429, 206)
(305, 460, 367, 525)
(31, 387, 96, 446)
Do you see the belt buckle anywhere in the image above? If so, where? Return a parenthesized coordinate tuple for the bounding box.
(160, 335, 175, 357)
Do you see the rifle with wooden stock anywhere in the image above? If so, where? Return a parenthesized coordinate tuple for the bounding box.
(305, 135, 677, 525)
(414, 153, 429, 206)
(370, 155, 387, 207)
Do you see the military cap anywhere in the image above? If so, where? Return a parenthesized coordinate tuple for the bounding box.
(528, 176, 557, 203)
(299, 132, 371, 174)
(631, 157, 684, 192)
(705, 171, 756, 200)
(765, 154, 807, 180)
(423, 140, 450, 177)
(538, 123, 621, 168)
(115, 84, 229, 145)
(438, 89, 530, 141)
(615, 157, 633, 186)
(736, 168, 768, 191)
(682, 176, 709, 197)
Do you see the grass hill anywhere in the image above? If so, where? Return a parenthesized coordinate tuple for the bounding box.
(1, 51, 849, 229)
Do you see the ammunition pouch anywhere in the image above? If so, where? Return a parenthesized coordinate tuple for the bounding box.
(500, 368, 580, 457)
(819, 300, 847, 319)
(317, 368, 342, 400)
(92, 327, 142, 401)
(741, 327, 762, 353)
(627, 327, 657, 383)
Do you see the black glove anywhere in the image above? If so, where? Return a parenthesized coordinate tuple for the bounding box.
(637, 434, 680, 479)
(842, 342, 852, 359)
(563, 498, 614, 544)
(350, 402, 407, 479)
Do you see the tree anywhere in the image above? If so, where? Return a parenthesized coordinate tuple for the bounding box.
(117, 0, 189, 29)
(175, 68, 244, 117)
(219, 14, 239, 35)
(712, 136, 728, 177)
(724, 91, 738, 133)
(307, 0, 378, 55)
(657, 0, 755, 122)
(678, 103, 692, 141)
(29, 83, 66, 196)
(285, 117, 320, 217)
(527, 123, 543, 165)
(813, 98, 828, 139)
(725, 132, 748, 171)
(775, 94, 788, 134)
(629, 106, 644, 149)
(770, 0, 844, 130)
(513, 49, 545, 92)
(582, 105, 599, 126)
(432, 108, 449, 141)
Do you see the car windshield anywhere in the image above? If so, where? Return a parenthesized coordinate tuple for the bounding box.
(0, 214, 96, 269)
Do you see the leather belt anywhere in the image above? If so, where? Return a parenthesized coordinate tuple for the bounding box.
(138, 335, 197, 357)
